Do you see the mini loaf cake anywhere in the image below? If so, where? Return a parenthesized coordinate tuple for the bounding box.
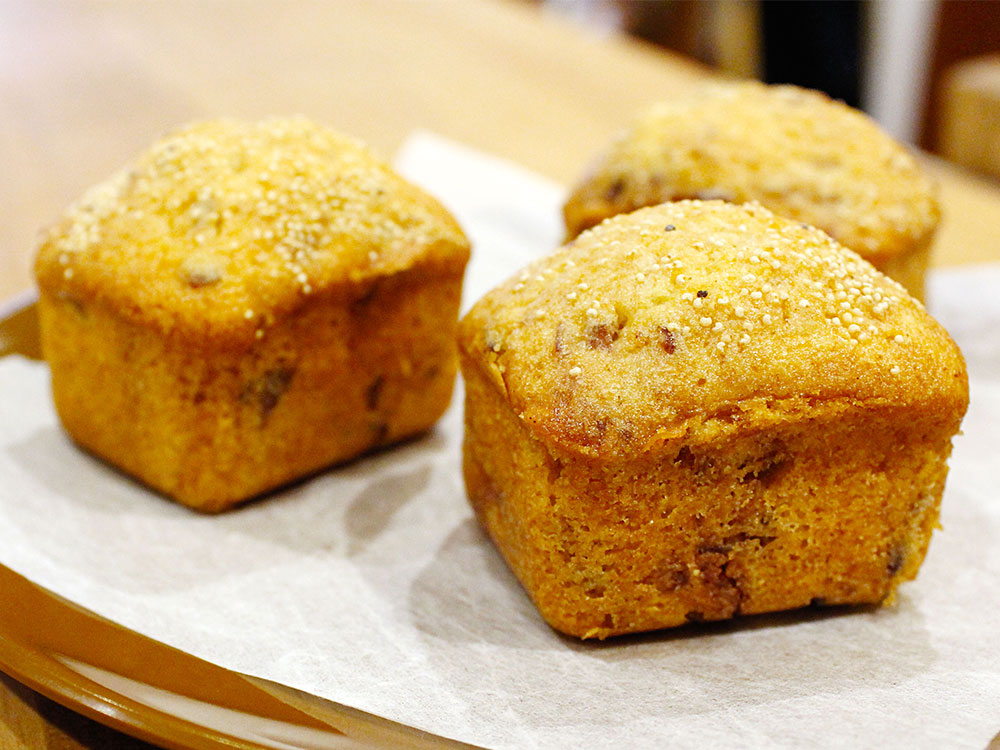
(459, 200, 967, 639)
(35, 118, 470, 512)
(563, 82, 940, 300)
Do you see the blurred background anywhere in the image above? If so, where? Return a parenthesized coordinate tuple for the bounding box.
(542, 0, 1000, 179)
(3, 0, 1000, 302)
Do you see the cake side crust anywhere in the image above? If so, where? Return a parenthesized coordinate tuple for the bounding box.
(461, 353, 959, 639)
(42, 265, 464, 511)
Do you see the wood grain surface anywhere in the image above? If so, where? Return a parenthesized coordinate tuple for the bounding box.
(1, 1, 998, 748)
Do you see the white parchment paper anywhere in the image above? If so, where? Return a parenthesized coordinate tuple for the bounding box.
(1, 132, 999, 749)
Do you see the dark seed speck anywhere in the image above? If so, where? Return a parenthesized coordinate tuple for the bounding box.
(660, 327, 676, 354)
(606, 178, 625, 202)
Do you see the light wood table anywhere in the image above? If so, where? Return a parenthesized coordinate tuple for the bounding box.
(2, 2, 999, 748)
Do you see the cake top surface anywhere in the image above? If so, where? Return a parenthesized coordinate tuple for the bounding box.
(35, 117, 469, 343)
(460, 200, 967, 459)
(563, 82, 939, 262)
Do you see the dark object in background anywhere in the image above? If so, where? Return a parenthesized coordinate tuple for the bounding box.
(601, 0, 1000, 160)
(621, 1, 707, 63)
(761, 0, 862, 107)
(620, 1, 862, 107)
(922, 0, 1000, 150)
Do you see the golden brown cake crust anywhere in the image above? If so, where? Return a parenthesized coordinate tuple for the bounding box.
(35, 118, 469, 348)
(462, 201, 966, 461)
(562, 82, 940, 295)
(460, 201, 967, 638)
(35, 118, 471, 511)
